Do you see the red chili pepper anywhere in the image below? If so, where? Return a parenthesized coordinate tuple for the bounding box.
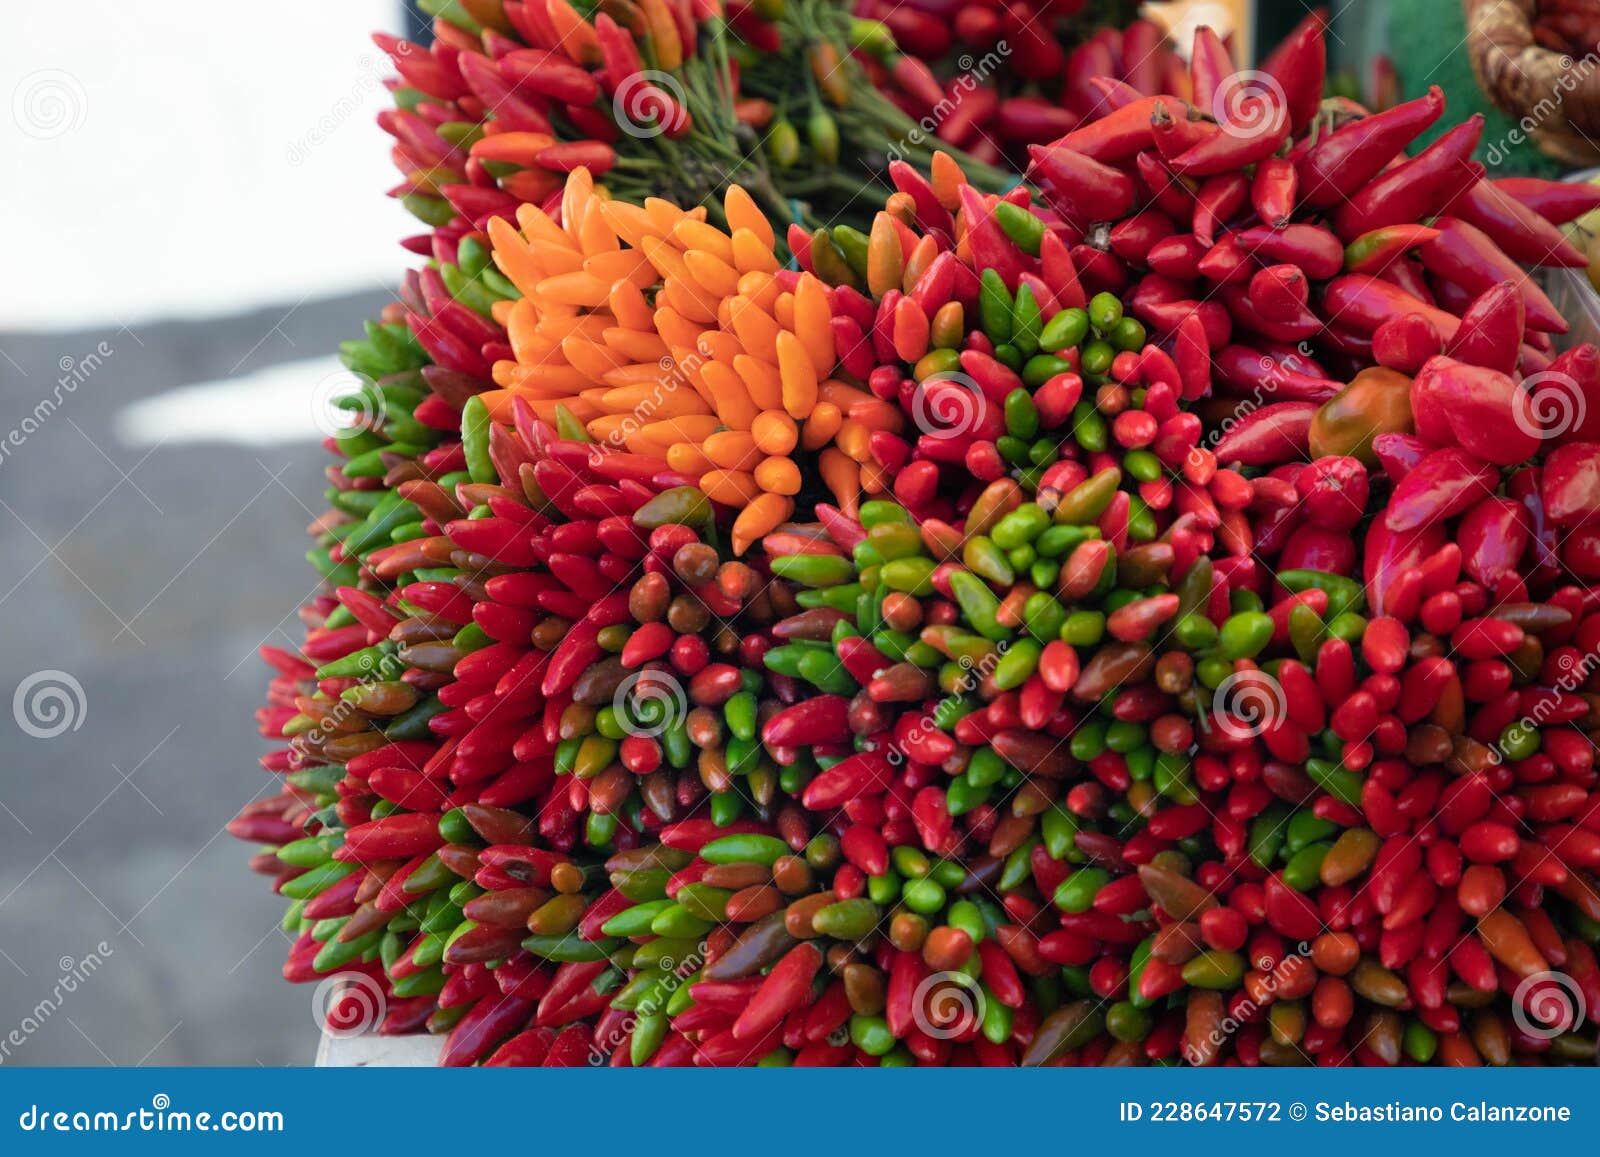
(1493, 175, 1600, 224)
(1150, 99, 1217, 161)
(1384, 447, 1498, 532)
(1047, 95, 1165, 162)
(1465, 492, 1536, 592)
(1232, 223, 1344, 280)
(1444, 281, 1523, 374)
(1451, 619, 1526, 661)
(958, 185, 1029, 287)
(800, 749, 893, 810)
(1169, 93, 1289, 176)
(1331, 117, 1483, 240)
(1443, 179, 1588, 268)
(1343, 223, 1440, 276)
(888, 53, 944, 111)
(1540, 442, 1600, 527)
(1424, 217, 1566, 335)
(1246, 264, 1310, 321)
(499, 49, 602, 105)
(441, 991, 536, 1067)
(1210, 401, 1318, 467)
(1364, 518, 1447, 616)
(1187, 24, 1234, 113)
(1026, 144, 1137, 225)
(1258, 9, 1325, 132)
(761, 695, 851, 747)
(1368, 313, 1442, 376)
(1173, 312, 1211, 400)
(733, 942, 821, 1041)
(1213, 345, 1340, 403)
(1109, 209, 1177, 265)
(1145, 233, 1207, 280)
(995, 95, 1080, 143)
(1219, 284, 1318, 344)
(1250, 156, 1297, 227)
(536, 140, 616, 174)
(1038, 229, 1086, 309)
(889, 160, 953, 238)
(1321, 274, 1460, 342)
(337, 813, 444, 862)
(1191, 172, 1249, 247)
(1417, 356, 1542, 466)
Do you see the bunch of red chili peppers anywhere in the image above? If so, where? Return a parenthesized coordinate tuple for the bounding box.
(234, 7, 1600, 1065)
(853, 4, 1187, 168)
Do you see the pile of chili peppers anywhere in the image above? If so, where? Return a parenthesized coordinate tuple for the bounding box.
(235, 8, 1600, 1065)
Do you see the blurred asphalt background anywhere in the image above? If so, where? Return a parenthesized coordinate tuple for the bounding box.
(0, 1, 418, 1064)
(0, 292, 390, 1066)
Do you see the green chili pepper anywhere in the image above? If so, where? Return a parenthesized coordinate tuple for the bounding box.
(978, 269, 1013, 343)
(994, 202, 1044, 256)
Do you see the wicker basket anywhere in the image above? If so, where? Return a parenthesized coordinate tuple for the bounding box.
(1464, 0, 1600, 166)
